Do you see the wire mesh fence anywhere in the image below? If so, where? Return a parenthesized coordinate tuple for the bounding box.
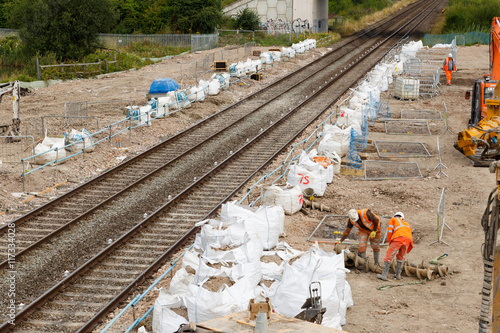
(374, 141, 431, 158)
(364, 160, 422, 180)
(0, 136, 35, 165)
(400, 109, 442, 120)
(423, 31, 489, 46)
(385, 120, 431, 135)
(99, 33, 192, 49)
(191, 34, 219, 52)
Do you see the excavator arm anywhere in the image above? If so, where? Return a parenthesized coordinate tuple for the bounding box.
(490, 18, 500, 81)
(479, 162, 500, 332)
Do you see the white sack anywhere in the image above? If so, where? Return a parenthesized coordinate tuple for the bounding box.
(220, 201, 284, 250)
(34, 136, 67, 165)
(152, 290, 187, 333)
(66, 129, 94, 152)
(208, 79, 220, 95)
(261, 184, 303, 215)
(286, 164, 327, 197)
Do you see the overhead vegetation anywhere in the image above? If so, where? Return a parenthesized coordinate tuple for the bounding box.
(234, 8, 260, 31)
(442, 0, 500, 33)
(4, 0, 118, 59)
(166, 0, 222, 34)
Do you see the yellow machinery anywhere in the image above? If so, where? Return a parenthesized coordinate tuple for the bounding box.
(455, 18, 500, 166)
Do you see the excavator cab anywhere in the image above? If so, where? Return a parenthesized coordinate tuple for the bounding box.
(468, 77, 498, 127)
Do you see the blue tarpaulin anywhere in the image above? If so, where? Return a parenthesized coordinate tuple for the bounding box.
(149, 78, 179, 94)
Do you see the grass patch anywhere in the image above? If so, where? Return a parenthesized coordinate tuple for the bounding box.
(0, 38, 189, 82)
(120, 41, 189, 58)
(222, 0, 240, 7)
(330, 0, 418, 36)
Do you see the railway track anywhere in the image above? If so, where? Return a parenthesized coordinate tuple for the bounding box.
(0, 0, 434, 272)
(0, 0, 432, 307)
(0, 0, 445, 331)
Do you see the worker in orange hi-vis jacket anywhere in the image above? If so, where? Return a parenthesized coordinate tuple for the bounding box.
(443, 53, 457, 85)
(336, 208, 381, 271)
(377, 212, 413, 281)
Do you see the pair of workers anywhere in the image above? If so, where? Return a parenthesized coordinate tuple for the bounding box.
(336, 209, 413, 280)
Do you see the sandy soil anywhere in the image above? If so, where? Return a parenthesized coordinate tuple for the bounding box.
(0, 42, 492, 332)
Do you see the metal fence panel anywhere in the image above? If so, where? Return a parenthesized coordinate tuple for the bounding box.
(99, 34, 192, 49)
(0, 136, 35, 165)
(64, 101, 89, 125)
(423, 31, 489, 46)
(191, 34, 219, 53)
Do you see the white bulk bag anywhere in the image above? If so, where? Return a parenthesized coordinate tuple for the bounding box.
(286, 164, 327, 197)
(380, 76, 389, 92)
(220, 201, 284, 250)
(236, 62, 246, 77)
(34, 136, 67, 165)
(66, 128, 94, 152)
(185, 86, 197, 102)
(169, 267, 195, 296)
(261, 185, 303, 215)
(336, 111, 361, 135)
(298, 151, 333, 184)
(166, 91, 180, 110)
(318, 125, 352, 157)
(176, 91, 191, 109)
(260, 52, 271, 64)
(208, 79, 220, 95)
(152, 290, 187, 333)
(194, 219, 247, 249)
(185, 278, 255, 324)
(348, 95, 365, 109)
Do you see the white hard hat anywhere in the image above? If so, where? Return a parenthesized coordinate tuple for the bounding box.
(348, 209, 359, 222)
(448, 53, 452, 58)
(394, 212, 404, 219)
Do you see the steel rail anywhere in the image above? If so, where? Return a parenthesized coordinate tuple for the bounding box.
(0, 0, 428, 265)
(0, 0, 444, 331)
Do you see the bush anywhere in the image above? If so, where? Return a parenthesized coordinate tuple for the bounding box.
(443, 0, 500, 33)
(167, 0, 223, 33)
(234, 8, 260, 31)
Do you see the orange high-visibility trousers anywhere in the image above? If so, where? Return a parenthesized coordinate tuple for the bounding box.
(445, 70, 452, 85)
(384, 237, 411, 262)
(358, 228, 381, 254)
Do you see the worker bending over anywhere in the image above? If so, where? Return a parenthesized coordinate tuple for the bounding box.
(377, 212, 413, 281)
(336, 208, 381, 270)
(443, 53, 456, 85)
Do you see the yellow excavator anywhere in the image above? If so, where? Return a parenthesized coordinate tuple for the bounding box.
(455, 18, 500, 166)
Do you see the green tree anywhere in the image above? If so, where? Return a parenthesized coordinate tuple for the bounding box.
(234, 8, 260, 30)
(167, 0, 222, 33)
(0, 0, 6, 28)
(4, 0, 118, 59)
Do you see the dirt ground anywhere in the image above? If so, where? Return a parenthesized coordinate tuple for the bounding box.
(0, 44, 329, 221)
(0, 42, 492, 332)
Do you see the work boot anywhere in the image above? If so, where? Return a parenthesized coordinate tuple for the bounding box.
(357, 252, 366, 271)
(395, 260, 403, 280)
(373, 251, 380, 266)
(377, 261, 390, 281)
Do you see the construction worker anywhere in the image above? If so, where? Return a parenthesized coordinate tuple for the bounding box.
(336, 208, 381, 270)
(443, 53, 456, 85)
(377, 212, 413, 281)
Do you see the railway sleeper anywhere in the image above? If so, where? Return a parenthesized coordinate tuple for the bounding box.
(83, 276, 135, 284)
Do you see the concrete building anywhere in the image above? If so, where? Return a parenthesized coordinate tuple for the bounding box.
(224, 0, 329, 33)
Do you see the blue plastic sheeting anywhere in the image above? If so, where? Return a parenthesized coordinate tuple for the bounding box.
(149, 78, 179, 94)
